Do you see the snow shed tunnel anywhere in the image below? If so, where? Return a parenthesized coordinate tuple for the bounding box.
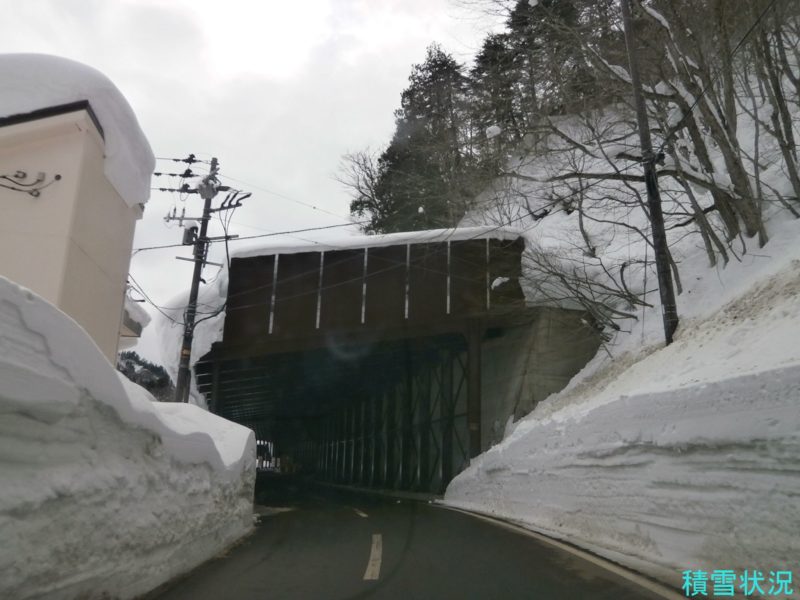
(194, 228, 600, 494)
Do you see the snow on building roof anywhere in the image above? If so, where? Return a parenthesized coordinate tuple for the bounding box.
(0, 53, 155, 208)
(232, 225, 525, 259)
(124, 294, 152, 330)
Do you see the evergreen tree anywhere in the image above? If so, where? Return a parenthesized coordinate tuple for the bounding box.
(117, 350, 176, 402)
(347, 44, 478, 233)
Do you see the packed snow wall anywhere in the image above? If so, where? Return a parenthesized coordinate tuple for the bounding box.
(445, 259, 800, 588)
(0, 276, 256, 600)
(447, 365, 800, 585)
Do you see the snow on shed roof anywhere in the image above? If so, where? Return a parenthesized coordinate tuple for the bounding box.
(232, 225, 525, 259)
(0, 54, 154, 208)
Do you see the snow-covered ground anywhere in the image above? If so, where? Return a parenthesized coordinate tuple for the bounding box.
(0, 276, 255, 599)
(445, 214, 800, 587)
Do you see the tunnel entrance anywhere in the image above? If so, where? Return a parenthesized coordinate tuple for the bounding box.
(194, 228, 600, 494)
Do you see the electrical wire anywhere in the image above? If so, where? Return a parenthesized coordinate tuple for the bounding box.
(143, 3, 779, 329)
(127, 274, 184, 326)
(131, 221, 368, 254)
(183, 155, 641, 311)
(218, 173, 353, 222)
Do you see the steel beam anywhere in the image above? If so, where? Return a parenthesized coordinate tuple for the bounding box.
(401, 343, 414, 489)
(209, 362, 220, 413)
(441, 346, 454, 492)
(418, 365, 431, 490)
(467, 321, 483, 458)
(385, 387, 396, 489)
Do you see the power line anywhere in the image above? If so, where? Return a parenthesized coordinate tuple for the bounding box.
(155, 154, 210, 164)
(218, 173, 353, 222)
(131, 221, 367, 254)
(219, 160, 643, 308)
(139, 145, 642, 333)
(128, 274, 183, 326)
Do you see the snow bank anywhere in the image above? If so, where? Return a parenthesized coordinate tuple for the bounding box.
(445, 223, 800, 587)
(0, 54, 154, 207)
(0, 276, 255, 600)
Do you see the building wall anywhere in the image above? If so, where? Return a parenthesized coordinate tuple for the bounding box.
(0, 113, 83, 304)
(0, 109, 141, 361)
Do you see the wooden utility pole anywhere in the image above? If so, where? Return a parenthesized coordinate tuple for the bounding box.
(174, 158, 220, 402)
(620, 0, 679, 344)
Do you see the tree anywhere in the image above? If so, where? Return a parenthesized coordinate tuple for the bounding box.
(342, 44, 480, 233)
(117, 351, 176, 402)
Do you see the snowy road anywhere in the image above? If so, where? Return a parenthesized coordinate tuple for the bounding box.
(149, 476, 677, 599)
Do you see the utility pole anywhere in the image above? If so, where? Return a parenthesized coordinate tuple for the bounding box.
(174, 158, 221, 403)
(157, 155, 247, 403)
(620, 0, 679, 344)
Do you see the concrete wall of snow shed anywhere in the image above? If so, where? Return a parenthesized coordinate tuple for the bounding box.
(480, 307, 601, 449)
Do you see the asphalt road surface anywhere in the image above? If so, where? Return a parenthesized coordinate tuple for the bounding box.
(152, 475, 674, 600)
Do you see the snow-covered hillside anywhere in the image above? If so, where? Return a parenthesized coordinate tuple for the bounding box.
(445, 219, 800, 583)
(0, 276, 255, 599)
(446, 110, 800, 589)
(443, 6, 800, 580)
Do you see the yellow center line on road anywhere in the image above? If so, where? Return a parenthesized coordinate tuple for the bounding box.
(363, 533, 382, 581)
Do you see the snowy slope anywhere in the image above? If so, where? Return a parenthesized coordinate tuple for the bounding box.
(0, 276, 255, 600)
(445, 216, 800, 587)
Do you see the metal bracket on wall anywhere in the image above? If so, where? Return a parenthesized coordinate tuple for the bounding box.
(0, 170, 62, 197)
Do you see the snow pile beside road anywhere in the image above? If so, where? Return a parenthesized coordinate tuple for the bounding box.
(445, 218, 800, 586)
(0, 276, 255, 600)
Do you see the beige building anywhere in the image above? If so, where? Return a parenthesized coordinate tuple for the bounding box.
(0, 55, 154, 362)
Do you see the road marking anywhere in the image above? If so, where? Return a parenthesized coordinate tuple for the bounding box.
(353, 508, 369, 518)
(363, 533, 382, 581)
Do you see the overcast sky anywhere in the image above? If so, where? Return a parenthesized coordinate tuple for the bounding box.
(3, 0, 504, 363)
